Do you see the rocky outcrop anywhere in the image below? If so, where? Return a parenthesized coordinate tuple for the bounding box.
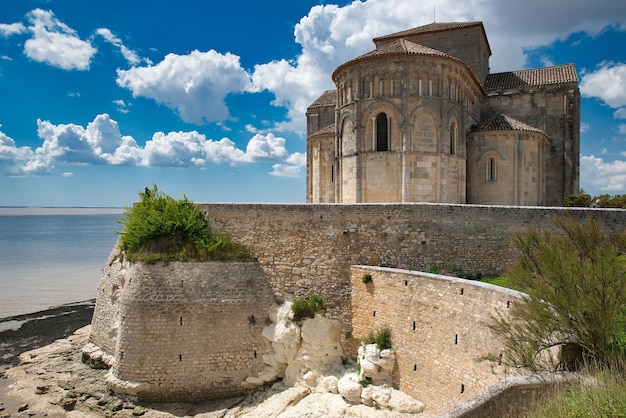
(358, 343, 396, 385)
(244, 302, 344, 389)
(243, 302, 425, 414)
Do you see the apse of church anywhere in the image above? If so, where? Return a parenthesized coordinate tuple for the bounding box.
(306, 22, 579, 206)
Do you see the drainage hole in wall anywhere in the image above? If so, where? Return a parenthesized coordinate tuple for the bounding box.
(413, 364, 417, 372)
(179, 354, 182, 362)
(373, 311, 376, 317)
(461, 384, 465, 393)
(404, 280, 408, 286)
(455, 334, 458, 345)
(412, 321, 416, 330)
(459, 288, 464, 295)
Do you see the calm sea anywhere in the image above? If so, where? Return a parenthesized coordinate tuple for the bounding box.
(0, 208, 123, 318)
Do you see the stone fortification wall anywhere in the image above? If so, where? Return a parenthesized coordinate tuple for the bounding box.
(350, 265, 523, 415)
(88, 203, 626, 405)
(90, 250, 276, 401)
(89, 243, 126, 356)
(201, 203, 626, 352)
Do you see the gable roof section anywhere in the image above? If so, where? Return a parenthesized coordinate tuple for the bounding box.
(484, 64, 578, 91)
(374, 21, 483, 41)
(373, 21, 491, 56)
(358, 38, 452, 60)
(311, 123, 336, 137)
(307, 90, 337, 110)
(472, 113, 547, 136)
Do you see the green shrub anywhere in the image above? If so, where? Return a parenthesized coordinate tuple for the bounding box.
(116, 185, 252, 263)
(489, 215, 626, 372)
(363, 326, 392, 350)
(362, 273, 372, 283)
(291, 293, 326, 321)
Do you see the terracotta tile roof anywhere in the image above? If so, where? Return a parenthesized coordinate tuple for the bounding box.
(333, 39, 467, 82)
(373, 21, 484, 42)
(308, 90, 337, 109)
(484, 64, 578, 91)
(358, 39, 451, 60)
(311, 123, 336, 137)
(332, 38, 484, 92)
(472, 113, 546, 134)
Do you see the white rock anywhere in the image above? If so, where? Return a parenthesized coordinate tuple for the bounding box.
(360, 384, 375, 406)
(388, 388, 426, 414)
(240, 385, 310, 418)
(370, 384, 392, 407)
(322, 375, 339, 393)
(276, 392, 349, 418)
(337, 373, 362, 404)
(358, 343, 395, 385)
(345, 404, 396, 417)
(105, 370, 150, 397)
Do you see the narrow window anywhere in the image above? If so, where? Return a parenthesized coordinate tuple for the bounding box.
(331, 165, 334, 183)
(376, 113, 388, 151)
(450, 122, 457, 155)
(487, 158, 497, 182)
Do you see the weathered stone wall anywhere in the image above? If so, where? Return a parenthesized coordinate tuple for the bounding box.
(89, 242, 126, 356)
(89, 203, 626, 405)
(91, 254, 276, 402)
(483, 85, 580, 205)
(201, 203, 626, 354)
(350, 266, 522, 415)
(467, 130, 549, 205)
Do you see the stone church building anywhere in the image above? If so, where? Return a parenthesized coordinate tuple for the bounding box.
(306, 21, 580, 206)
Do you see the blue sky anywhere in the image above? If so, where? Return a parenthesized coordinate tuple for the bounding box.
(1, 0, 626, 207)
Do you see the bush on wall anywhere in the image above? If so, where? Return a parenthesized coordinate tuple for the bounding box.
(117, 184, 252, 263)
(291, 293, 326, 321)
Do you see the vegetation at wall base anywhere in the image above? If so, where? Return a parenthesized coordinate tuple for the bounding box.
(489, 215, 626, 373)
(116, 185, 252, 263)
(363, 326, 392, 350)
(291, 293, 326, 321)
(362, 273, 372, 283)
(526, 369, 626, 417)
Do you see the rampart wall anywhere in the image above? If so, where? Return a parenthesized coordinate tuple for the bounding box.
(91, 258, 276, 401)
(88, 203, 626, 407)
(350, 266, 523, 415)
(201, 203, 626, 352)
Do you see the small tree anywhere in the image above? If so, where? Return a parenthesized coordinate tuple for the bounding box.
(489, 215, 626, 372)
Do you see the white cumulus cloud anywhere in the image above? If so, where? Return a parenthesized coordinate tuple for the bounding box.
(271, 152, 306, 177)
(0, 22, 26, 37)
(0, 115, 302, 176)
(580, 155, 626, 194)
(23, 9, 96, 71)
(580, 62, 626, 109)
(116, 49, 253, 125)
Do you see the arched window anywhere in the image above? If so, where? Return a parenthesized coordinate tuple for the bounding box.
(376, 113, 388, 151)
(449, 122, 457, 155)
(487, 158, 497, 182)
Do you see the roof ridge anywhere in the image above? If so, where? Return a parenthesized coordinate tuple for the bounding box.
(473, 113, 546, 134)
(373, 21, 484, 42)
(485, 64, 578, 90)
